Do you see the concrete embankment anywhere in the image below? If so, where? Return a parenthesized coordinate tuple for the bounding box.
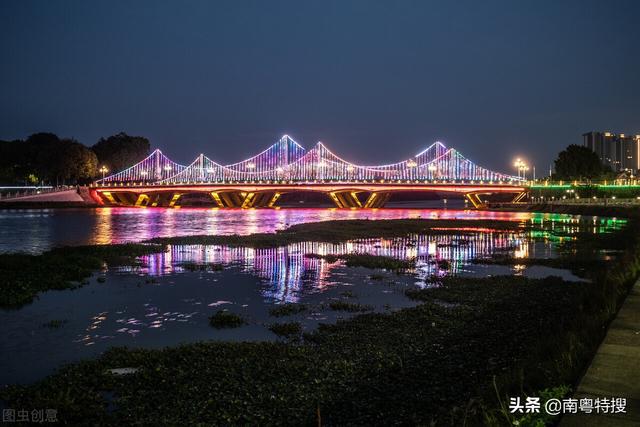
(0, 187, 97, 208)
(561, 280, 640, 426)
(490, 203, 638, 218)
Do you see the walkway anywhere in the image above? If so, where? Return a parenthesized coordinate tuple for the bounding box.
(561, 280, 640, 426)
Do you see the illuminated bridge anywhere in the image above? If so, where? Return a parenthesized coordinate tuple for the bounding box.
(91, 135, 526, 208)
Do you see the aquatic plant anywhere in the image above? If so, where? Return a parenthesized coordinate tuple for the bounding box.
(328, 300, 373, 312)
(268, 322, 302, 338)
(208, 310, 245, 329)
(0, 243, 164, 308)
(268, 303, 307, 317)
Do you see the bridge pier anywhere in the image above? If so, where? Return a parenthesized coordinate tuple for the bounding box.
(248, 192, 280, 208)
(465, 193, 485, 209)
(329, 191, 363, 208)
(134, 194, 151, 207)
(363, 192, 390, 208)
(512, 191, 527, 203)
(209, 191, 281, 208)
(329, 191, 391, 208)
(112, 192, 138, 206)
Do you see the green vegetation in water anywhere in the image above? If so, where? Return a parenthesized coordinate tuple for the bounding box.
(268, 303, 307, 317)
(340, 290, 356, 298)
(0, 243, 164, 308)
(268, 322, 302, 338)
(328, 300, 373, 312)
(436, 259, 451, 270)
(208, 310, 245, 329)
(179, 261, 224, 272)
(2, 213, 639, 425)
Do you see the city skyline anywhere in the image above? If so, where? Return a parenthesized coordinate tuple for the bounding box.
(2, 1, 639, 172)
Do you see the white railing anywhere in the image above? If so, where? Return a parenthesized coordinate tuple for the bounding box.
(0, 186, 70, 200)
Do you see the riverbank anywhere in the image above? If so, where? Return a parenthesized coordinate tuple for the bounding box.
(491, 202, 637, 218)
(0, 201, 98, 209)
(1, 206, 638, 424)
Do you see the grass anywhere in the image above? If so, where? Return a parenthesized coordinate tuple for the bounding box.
(5, 265, 628, 425)
(208, 310, 245, 329)
(436, 259, 451, 270)
(328, 300, 373, 312)
(268, 322, 303, 338)
(268, 303, 307, 317)
(0, 243, 164, 308)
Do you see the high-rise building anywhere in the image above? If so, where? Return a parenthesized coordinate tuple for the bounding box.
(583, 131, 640, 172)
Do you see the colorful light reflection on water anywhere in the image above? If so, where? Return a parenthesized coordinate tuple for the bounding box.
(1, 207, 537, 253)
(0, 206, 624, 254)
(130, 232, 523, 303)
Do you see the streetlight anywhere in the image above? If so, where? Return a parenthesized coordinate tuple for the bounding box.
(513, 158, 529, 180)
(99, 166, 109, 181)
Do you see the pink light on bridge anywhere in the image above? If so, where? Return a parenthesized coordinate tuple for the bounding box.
(98, 136, 523, 184)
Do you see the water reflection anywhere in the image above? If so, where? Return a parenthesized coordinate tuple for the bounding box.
(0, 207, 626, 254)
(129, 231, 522, 303)
(0, 207, 534, 253)
(123, 215, 625, 303)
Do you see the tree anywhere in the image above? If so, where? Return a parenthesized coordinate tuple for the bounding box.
(0, 133, 98, 185)
(92, 132, 150, 173)
(50, 139, 98, 183)
(29, 132, 62, 182)
(553, 144, 610, 181)
(0, 139, 32, 184)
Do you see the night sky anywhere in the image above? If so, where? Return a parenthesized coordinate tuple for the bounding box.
(1, 0, 639, 175)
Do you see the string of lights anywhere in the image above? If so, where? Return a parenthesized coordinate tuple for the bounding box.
(99, 136, 522, 183)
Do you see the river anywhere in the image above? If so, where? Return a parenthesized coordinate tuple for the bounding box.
(0, 206, 536, 254)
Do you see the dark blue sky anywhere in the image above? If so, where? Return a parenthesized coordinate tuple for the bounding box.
(1, 0, 639, 174)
